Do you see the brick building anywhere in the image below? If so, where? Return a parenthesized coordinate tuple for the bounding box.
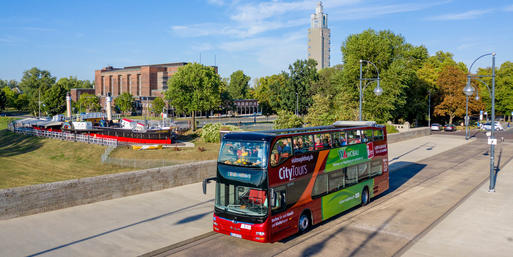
(70, 88, 95, 102)
(95, 62, 219, 115)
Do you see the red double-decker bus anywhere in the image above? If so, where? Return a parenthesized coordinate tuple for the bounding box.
(203, 121, 389, 243)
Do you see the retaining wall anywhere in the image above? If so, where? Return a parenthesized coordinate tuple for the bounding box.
(387, 127, 431, 144)
(0, 160, 216, 220)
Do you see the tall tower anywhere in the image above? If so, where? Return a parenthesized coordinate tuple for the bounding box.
(308, 1, 330, 70)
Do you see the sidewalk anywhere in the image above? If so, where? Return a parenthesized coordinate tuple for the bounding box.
(402, 152, 513, 257)
(0, 135, 471, 257)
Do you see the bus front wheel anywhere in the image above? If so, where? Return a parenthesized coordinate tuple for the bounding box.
(361, 187, 370, 206)
(298, 213, 310, 233)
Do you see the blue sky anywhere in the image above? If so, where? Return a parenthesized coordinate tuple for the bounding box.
(1, 0, 512, 84)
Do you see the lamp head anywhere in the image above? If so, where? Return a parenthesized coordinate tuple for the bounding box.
(463, 80, 474, 96)
(374, 86, 383, 97)
(475, 95, 480, 101)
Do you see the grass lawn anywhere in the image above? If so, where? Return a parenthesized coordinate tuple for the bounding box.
(0, 130, 133, 189)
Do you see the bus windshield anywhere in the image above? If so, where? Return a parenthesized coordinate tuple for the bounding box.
(218, 140, 268, 168)
(215, 182, 268, 216)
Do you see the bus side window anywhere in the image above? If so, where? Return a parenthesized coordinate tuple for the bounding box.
(370, 159, 383, 176)
(312, 174, 328, 198)
(347, 130, 356, 145)
(332, 132, 341, 148)
(363, 129, 373, 142)
(346, 166, 358, 186)
(374, 129, 384, 141)
(271, 138, 293, 166)
(328, 169, 345, 193)
(358, 162, 369, 181)
(271, 186, 286, 214)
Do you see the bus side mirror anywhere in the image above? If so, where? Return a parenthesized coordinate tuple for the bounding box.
(202, 177, 217, 194)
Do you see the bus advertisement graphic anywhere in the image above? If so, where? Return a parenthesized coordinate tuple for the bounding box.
(321, 180, 374, 220)
(325, 144, 369, 172)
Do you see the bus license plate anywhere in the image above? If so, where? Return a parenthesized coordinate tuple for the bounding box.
(230, 233, 242, 238)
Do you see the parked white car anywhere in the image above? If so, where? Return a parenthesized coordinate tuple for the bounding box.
(430, 123, 442, 131)
(481, 122, 504, 131)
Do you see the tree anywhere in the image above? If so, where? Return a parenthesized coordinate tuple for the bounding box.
(14, 94, 29, 111)
(273, 110, 303, 129)
(0, 90, 6, 112)
(18, 67, 56, 116)
(253, 76, 278, 116)
(116, 93, 134, 115)
(338, 29, 430, 123)
(55, 76, 94, 90)
(2, 86, 17, 108)
(151, 97, 166, 116)
(165, 63, 222, 131)
(220, 78, 234, 114)
(495, 62, 513, 120)
(284, 59, 318, 115)
(304, 94, 336, 126)
(227, 70, 250, 99)
(43, 83, 67, 115)
(266, 73, 288, 112)
(78, 93, 100, 112)
(434, 65, 483, 124)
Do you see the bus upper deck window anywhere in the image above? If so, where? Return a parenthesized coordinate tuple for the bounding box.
(271, 138, 292, 166)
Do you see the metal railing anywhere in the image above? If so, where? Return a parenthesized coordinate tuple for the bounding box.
(13, 127, 118, 146)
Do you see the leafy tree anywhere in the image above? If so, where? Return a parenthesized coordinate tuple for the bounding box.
(18, 67, 56, 116)
(495, 62, 513, 120)
(253, 76, 278, 116)
(55, 76, 94, 90)
(266, 73, 288, 112)
(338, 29, 430, 123)
(43, 83, 68, 115)
(151, 97, 166, 116)
(165, 63, 222, 131)
(227, 70, 250, 99)
(282, 59, 318, 115)
(78, 93, 100, 112)
(14, 94, 29, 111)
(2, 86, 17, 108)
(116, 93, 134, 115)
(434, 65, 482, 124)
(220, 78, 234, 114)
(0, 90, 6, 112)
(310, 65, 343, 97)
(273, 110, 303, 129)
(304, 94, 336, 126)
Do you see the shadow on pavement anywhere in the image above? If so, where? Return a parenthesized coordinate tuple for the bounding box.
(26, 199, 214, 257)
(174, 211, 211, 225)
(281, 161, 425, 247)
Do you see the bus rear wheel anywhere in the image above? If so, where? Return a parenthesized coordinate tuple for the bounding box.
(361, 187, 370, 206)
(298, 213, 310, 233)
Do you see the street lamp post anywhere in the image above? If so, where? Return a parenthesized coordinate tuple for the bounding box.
(359, 60, 383, 121)
(295, 92, 299, 116)
(466, 53, 496, 192)
(428, 90, 431, 129)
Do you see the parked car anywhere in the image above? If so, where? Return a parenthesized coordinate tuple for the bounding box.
(481, 122, 504, 131)
(431, 123, 442, 131)
(444, 124, 456, 132)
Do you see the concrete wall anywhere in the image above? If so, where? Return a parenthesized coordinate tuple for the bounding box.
(0, 160, 216, 220)
(387, 127, 431, 144)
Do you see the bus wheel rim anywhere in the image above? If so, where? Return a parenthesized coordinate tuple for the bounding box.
(299, 215, 308, 231)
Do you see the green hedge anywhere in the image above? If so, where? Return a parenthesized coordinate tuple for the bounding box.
(201, 123, 240, 143)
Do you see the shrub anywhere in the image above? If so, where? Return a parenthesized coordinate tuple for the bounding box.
(385, 124, 399, 134)
(273, 110, 303, 129)
(201, 123, 239, 143)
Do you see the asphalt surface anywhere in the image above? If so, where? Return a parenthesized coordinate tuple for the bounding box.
(149, 134, 513, 257)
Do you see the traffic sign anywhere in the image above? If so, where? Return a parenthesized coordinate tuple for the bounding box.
(488, 138, 497, 145)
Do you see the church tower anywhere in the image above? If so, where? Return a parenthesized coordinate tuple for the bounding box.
(308, 1, 330, 70)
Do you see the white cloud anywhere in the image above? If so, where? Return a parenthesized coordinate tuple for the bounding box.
(191, 42, 214, 51)
(331, 1, 448, 20)
(427, 9, 494, 21)
(505, 5, 513, 12)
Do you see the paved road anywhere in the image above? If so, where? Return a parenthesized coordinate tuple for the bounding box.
(151, 137, 513, 257)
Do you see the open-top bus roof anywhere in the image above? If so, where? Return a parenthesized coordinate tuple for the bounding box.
(223, 121, 383, 141)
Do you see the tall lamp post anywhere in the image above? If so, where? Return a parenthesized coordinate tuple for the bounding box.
(466, 52, 496, 192)
(359, 60, 383, 121)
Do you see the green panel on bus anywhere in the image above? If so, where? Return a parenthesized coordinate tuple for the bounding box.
(321, 179, 374, 220)
(325, 144, 369, 172)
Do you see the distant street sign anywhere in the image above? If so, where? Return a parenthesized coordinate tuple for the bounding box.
(488, 138, 497, 145)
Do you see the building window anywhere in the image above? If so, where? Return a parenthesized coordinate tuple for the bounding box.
(118, 75, 122, 95)
(109, 76, 113, 94)
(128, 75, 132, 95)
(137, 74, 141, 96)
(101, 76, 105, 95)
